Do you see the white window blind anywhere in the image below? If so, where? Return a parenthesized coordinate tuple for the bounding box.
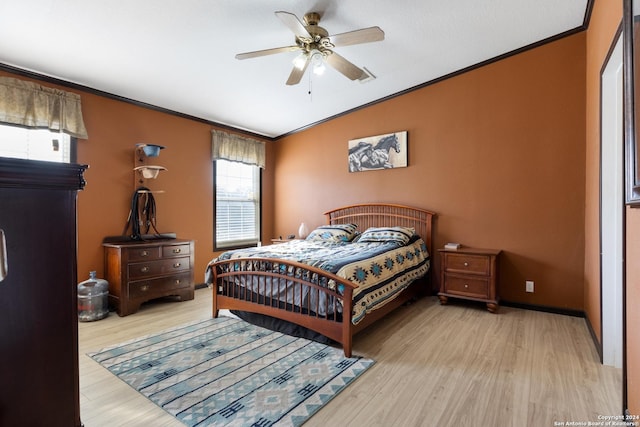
(0, 124, 71, 163)
(215, 159, 260, 248)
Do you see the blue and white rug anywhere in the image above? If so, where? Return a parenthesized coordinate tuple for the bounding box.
(88, 316, 374, 426)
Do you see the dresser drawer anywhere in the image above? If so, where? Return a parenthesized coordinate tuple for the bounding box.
(127, 245, 162, 261)
(162, 243, 191, 258)
(444, 275, 489, 299)
(128, 272, 192, 299)
(128, 256, 191, 279)
(444, 253, 490, 275)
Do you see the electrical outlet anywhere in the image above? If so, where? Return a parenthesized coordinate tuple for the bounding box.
(526, 280, 534, 293)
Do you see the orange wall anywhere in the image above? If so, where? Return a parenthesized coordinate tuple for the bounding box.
(274, 33, 587, 309)
(0, 69, 275, 284)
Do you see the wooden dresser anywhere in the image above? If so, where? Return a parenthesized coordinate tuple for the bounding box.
(438, 247, 501, 313)
(103, 239, 195, 316)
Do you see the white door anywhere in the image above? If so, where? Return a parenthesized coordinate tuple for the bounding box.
(600, 33, 623, 368)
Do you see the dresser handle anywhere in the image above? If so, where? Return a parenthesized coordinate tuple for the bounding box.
(140, 266, 149, 273)
(175, 279, 182, 285)
(140, 250, 149, 257)
(140, 284, 149, 292)
(464, 262, 469, 267)
(464, 284, 469, 288)
(172, 248, 181, 253)
(173, 262, 181, 268)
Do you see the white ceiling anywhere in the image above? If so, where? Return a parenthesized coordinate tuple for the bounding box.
(0, 0, 589, 138)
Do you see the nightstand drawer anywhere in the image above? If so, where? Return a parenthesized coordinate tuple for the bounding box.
(444, 253, 490, 275)
(128, 273, 192, 299)
(128, 256, 191, 279)
(444, 275, 489, 299)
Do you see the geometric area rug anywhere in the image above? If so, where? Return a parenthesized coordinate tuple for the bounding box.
(88, 316, 374, 426)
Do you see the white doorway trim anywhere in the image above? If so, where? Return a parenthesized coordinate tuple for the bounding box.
(600, 32, 624, 369)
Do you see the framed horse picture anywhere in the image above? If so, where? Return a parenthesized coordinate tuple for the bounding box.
(348, 131, 408, 173)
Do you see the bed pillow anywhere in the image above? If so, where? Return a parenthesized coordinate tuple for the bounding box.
(357, 226, 415, 245)
(305, 223, 358, 243)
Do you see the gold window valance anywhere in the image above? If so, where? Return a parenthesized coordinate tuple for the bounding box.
(211, 129, 265, 168)
(0, 76, 88, 139)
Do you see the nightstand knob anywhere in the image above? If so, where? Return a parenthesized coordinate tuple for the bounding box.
(464, 284, 469, 288)
(140, 250, 149, 257)
(464, 262, 469, 267)
(140, 266, 149, 273)
(140, 285, 149, 292)
(175, 279, 182, 285)
(173, 262, 181, 268)
(172, 248, 181, 254)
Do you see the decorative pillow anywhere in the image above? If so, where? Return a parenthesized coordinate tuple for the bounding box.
(305, 223, 358, 243)
(357, 226, 415, 246)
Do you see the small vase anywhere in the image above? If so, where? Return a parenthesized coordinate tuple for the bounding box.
(298, 222, 309, 239)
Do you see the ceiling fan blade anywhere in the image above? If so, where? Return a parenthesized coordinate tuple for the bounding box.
(235, 45, 301, 60)
(327, 26, 385, 47)
(275, 11, 312, 41)
(286, 55, 310, 85)
(324, 51, 367, 80)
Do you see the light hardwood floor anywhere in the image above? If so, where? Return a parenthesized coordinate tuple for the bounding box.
(78, 287, 621, 426)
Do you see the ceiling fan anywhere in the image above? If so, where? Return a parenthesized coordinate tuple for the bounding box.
(235, 11, 384, 86)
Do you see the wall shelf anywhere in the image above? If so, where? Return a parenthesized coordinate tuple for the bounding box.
(133, 144, 166, 190)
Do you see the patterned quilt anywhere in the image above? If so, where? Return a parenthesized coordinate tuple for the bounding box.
(205, 238, 430, 324)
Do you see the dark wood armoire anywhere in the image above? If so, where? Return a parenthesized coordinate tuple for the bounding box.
(0, 157, 87, 427)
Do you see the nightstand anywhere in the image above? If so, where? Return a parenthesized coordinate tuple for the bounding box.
(438, 247, 501, 313)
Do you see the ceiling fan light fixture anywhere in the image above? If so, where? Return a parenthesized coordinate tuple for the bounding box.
(313, 62, 326, 76)
(311, 51, 326, 75)
(292, 53, 307, 70)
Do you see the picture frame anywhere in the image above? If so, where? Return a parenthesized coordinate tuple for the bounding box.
(348, 131, 408, 173)
(624, 0, 640, 206)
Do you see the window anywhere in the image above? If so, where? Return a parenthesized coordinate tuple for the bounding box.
(0, 124, 74, 163)
(215, 159, 261, 249)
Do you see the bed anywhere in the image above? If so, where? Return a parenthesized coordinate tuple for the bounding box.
(205, 203, 436, 357)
